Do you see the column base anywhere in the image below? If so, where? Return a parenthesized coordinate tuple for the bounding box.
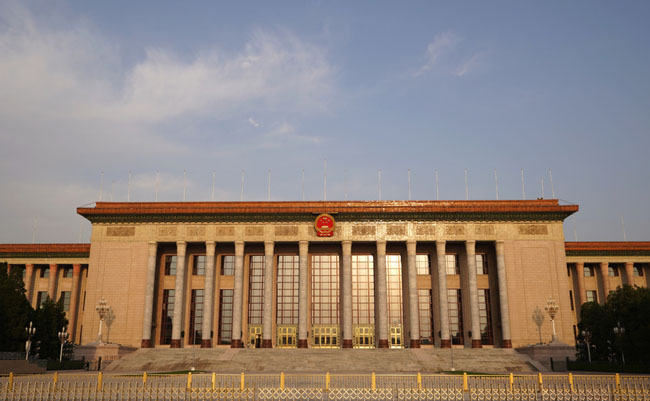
(378, 340, 389, 349)
(170, 339, 181, 348)
(262, 339, 272, 348)
(201, 339, 212, 348)
(141, 339, 152, 348)
(440, 339, 452, 348)
(342, 339, 353, 348)
(409, 339, 421, 348)
(297, 339, 308, 348)
(502, 339, 512, 348)
(231, 339, 243, 348)
(471, 339, 483, 348)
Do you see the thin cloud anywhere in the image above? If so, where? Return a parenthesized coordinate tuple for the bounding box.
(455, 53, 481, 77)
(248, 117, 261, 128)
(415, 32, 460, 76)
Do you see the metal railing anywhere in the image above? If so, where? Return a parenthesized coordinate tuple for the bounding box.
(1, 372, 649, 400)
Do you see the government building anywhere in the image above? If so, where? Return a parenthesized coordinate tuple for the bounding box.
(1, 200, 649, 351)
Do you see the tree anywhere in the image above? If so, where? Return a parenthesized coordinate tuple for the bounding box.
(32, 296, 68, 360)
(0, 262, 33, 351)
(579, 285, 650, 364)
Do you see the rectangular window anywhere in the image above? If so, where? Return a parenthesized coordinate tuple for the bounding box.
(277, 255, 299, 325)
(189, 289, 204, 344)
(36, 291, 48, 308)
(476, 254, 488, 275)
(478, 289, 493, 345)
(634, 265, 644, 277)
(569, 290, 574, 311)
(584, 266, 594, 277)
(608, 266, 618, 276)
(40, 267, 49, 278)
(447, 289, 464, 345)
(567, 265, 571, 277)
(352, 255, 374, 325)
(311, 255, 340, 325)
(416, 255, 431, 275)
(586, 290, 597, 303)
(386, 255, 403, 326)
(219, 289, 234, 345)
(248, 255, 265, 325)
(60, 291, 71, 311)
(221, 255, 235, 275)
(418, 289, 434, 345)
(164, 256, 177, 276)
(160, 289, 175, 345)
(193, 255, 206, 276)
(62, 268, 73, 278)
(445, 254, 459, 275)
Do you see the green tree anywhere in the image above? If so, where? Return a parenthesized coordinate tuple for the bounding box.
(579, 285, 650, 363)
(32, 296, 68, 360)
(0, 262, 34, 351)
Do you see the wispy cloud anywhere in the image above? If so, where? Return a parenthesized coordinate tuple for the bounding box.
(248, 117, 261, 128)
(455, 53, 481, 77)
(415, 32, 460, 76)
(262, 122, 322, 146)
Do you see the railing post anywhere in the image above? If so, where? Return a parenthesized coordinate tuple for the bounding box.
(281, 372, 285, 390)
(538, 373, 543, 392)
(568, 373, 573, 391)
(8, 372, 13, 391)
(371, 372, 376, 391)
(97, 372, 103, 391)
(187, 372, 192, 391)
(417, 372, 422, 391)
(509, 373, 513, 390)
(240, 372, 245, 391)
(462, 372, 468, 392)
(325, 372, 330, 392)
(615, 373, 620, 391)
(53, 371, 58, 389)
(143, 372, 147, 387)
(212, 372, 216, 391)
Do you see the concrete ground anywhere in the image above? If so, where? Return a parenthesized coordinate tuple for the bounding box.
(105, 348, 536, 373)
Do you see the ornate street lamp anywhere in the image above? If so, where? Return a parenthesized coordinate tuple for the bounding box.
(581, 329, 592, 363)
(25, 321, 36, 360)
(544, 297, 560, 343)
(613, 322, 626, 364)
(58, 327, 69, 362)
(96, 298, 110, 343)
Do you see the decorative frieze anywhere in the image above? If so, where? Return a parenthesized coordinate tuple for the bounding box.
(245, 226, 265, 236)
(352, 225, 376, 236)
(474, 225, 496, 236)
(518, 224, 548, 235)
(106, 226, 135, 237)
(445, 225, 465, 236)
(275, 225, 299, 236)
(386, 225, 406, 236)
(157, 226, 177, 237)
(415, 225, 436, 236)
(215, 226, 235, 236)
(187, 226, 206, 237)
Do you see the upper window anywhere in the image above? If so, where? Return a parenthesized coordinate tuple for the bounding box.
(476, 254, 488, 275)
(445, 254, 459, 275)
(586, 290, 597, 303)
(608, 266, 618, 276)
(40, 267, 49, 278)
(193, 255, 205, 276)
(62, 267, 73, 278)
(164, 255, 177, 276)
(416, 255, 430, 275)
(634, 266, 644, 277)
(221, 255, 235, 275)
(583, 266, 594, 277)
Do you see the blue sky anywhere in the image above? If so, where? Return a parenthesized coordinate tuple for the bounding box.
(1, 1, 649, 243)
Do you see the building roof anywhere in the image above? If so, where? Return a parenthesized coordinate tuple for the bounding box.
(0, 244, 91, 259)
(77, 199, 578, 223)
(565, 241, 650, 257)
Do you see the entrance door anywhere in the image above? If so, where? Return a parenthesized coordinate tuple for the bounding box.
(389, 324, 403, 348)
(311, 325, 339, 348)
(248, 325, 262, 348)
(354, 325, 375, 348)
(277, 325, 297, 348)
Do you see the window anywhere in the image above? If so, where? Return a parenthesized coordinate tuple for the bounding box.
(608, 266, 618, 276)
(36, 291, 48, 308)
(476, 254, 488, 275)
(569, 290, 574, 311)
(248, 255, 265, 325)
(189, 289, 204, 344)
(193, 255, 205, 276)
(567, 265, 571, 277)
(584, 266, 594, 277)
(164, 256, 177, 276)
(386, 255, 403, 326)
(416, 255, 431, 275)
(478, 289, 493, 345)
(60, 291, 71, 311)
(311, 255, 340, 325)
(221, 255, 235, 275)
(160, 289, 175, 345)
(446, 254, 459, 275)
(40, 267, 49, 278)
(418, 289, 434, 345)
(634, 265, 644, 277)
(448, 289, 464, 345)
(586, 290, 597, 303)
(219, 289, 234, 344)
(352, 255, 374, 325)
(277, 255, 299, 325)
(62, 268, 73, 278)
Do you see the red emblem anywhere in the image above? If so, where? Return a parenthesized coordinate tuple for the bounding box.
(314, 214, 335, 237)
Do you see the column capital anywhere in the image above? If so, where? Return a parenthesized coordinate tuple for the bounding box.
(49, 263, 58, 269)
(376, 240, 387, 254)
(575, 261, 584, 267)
(72, 264, 81, 276)
(465, 239, 476, 252)
(235, 241, 245, 255)
(342, 240, 352, 254)
(206, 241, 216, 255)
(176, 240, 187, 254)
(406, 239, 417, 254)
(264, 240, 274, 253)
(495, 240, 505, 255)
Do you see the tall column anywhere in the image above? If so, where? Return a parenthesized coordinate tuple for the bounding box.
(376, 241, 389, 348)
(262, 240, 275, 348)
(624, 262, 635, 286)
(465, 240, 482, 348)
(141, 242, 157, 348)
(69, 264, 82, 343)
(341, 240, 353, 348)
(575, 262, 586, 306)
(231, 241, 245, 348)
(495, 241, 512, 348)
(24, 264, 34, 305)
(201, 241, 216, 348)
(6, 264, 10, 274)
(170, 241, 187, 348)
(600, 262, 610, 305)
(48, 263, 58, 300)
(436, 241, 451, 348)
(406, 240, 420, 348)
(298, 241, 309, 348)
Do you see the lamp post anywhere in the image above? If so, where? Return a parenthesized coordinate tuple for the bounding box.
(613, 322, 626, 364)
(58, 327, 69, 362)
(544, 297, 560, 343)
(96, 298, 110, 343)
(581, 329, 592, 363)
(25, 321, 36, 360)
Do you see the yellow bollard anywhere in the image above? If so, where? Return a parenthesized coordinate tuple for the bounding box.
(212, 372, 216, 391)
(568, 373, 573, 391)
(538, 372, 543, 391)
(143, 372, 147, 387)
(187, 372, 192, 391)
(8, 372, 13, 391)
(371, 372, 376, 391)
(509, 373, 514, 390)
(53, 371, 58, 388)
(325, 372, 330, 391)
(281, 372, 285, 390)
(417, 372, 422, 391)
(97, 372, 103, 391)
(240, 372, 245, 391)
(615, 373, 620, 391)
(462, 372, 468, 392)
